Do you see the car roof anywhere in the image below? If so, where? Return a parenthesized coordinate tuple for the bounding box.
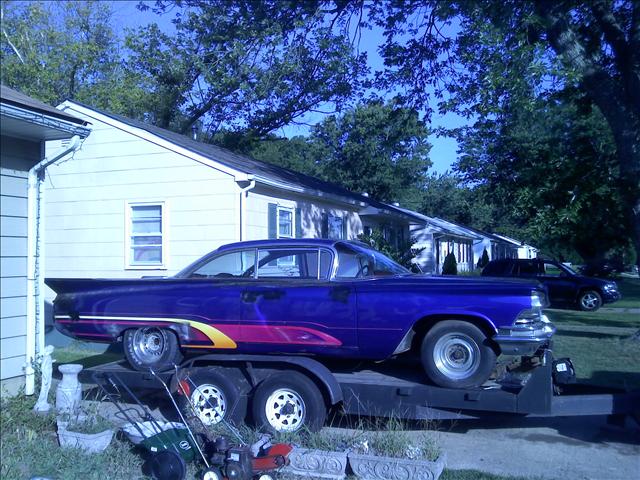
(216, 238, 370, 252)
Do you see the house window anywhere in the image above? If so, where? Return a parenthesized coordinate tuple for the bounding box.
(127, 202, 165, 268)
(328, 214, 344, 239)
(277, 206, 294, 239)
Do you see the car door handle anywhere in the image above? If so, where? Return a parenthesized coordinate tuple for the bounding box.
(330, 286, 351, 302)
(241, 290, 284, 303)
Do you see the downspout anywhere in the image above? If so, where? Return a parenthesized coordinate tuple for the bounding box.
(236, 177, 256, 241)
(25, 135, 83, 395)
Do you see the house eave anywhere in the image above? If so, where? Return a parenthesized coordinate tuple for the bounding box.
(1, 103, 91, 140)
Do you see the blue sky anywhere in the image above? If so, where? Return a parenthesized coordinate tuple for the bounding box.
(110, 1, 465, 174)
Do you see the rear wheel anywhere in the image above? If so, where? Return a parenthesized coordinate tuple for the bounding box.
(421, 320, 496, 389)
(578, 290, 602, 311)
(124, 327, 182, 371)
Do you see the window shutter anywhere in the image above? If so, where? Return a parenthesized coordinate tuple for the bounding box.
(268, 203, 277, 239)
(342, 216, 348, 240)
(321, 212, 328, 238)
(295, 207, 302, 238)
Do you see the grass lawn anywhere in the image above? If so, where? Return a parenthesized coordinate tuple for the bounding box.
(611, 276, 640, 309)
(54, 344, 121, 369)
(546, 308, 640, 390)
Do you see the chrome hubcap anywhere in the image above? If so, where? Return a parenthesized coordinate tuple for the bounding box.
(264, 388, 305, 432)
(191, 384, 227, 425)
(581, 293, 600, 310)
(132, 328, 165, 362)
(433, 333, 480, 379)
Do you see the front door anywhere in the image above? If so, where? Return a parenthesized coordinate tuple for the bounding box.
(240, 247, 358, 356)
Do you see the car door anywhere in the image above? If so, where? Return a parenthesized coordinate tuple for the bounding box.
(176, 248, 256, 349)
(538, 260, 576, 305)
(239, 246, 358, 356)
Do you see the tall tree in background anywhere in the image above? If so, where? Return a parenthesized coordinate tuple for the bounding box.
(128, 0, 368, 135)
(364, 0, 640, 267)
(0, 0, 148, 117)
(310, 100, 431, 209)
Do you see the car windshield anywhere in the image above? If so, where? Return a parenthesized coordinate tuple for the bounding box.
(335, 243, 409, 278)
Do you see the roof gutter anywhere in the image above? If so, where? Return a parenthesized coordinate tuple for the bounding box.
(1, 102, 90, 137)
(25, 135, 83, 395)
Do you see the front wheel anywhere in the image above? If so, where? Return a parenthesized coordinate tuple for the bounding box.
(578, 290, 602, 311)
(124, 327, 183, 371)
(252, 372, 326, 433)
(176, 370, 246, 426)
(421, 320, 496, 389)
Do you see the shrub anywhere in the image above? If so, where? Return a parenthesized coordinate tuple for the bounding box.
(477, 248, 490, 268)
(442, 252, 458, 275)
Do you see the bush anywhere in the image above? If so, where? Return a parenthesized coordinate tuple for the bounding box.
(477, 248, 490, 268)
(442, 252, 458, 275)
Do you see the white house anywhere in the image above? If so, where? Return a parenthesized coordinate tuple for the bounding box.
(405, 213, 479, 273)
(1, 86, 90, 394)
(43, 101, 422, 283)
(492, 233, 539, 259)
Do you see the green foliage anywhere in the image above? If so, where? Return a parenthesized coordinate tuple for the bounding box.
(477, 248, 490, 269)
(0, 1, 149, 117)
(357, 227, 422, 269)
(128, 0, 368, 134)
(310, 100, 431, 208)
(442, 252, 458, 275)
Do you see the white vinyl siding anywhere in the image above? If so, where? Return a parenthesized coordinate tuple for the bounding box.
(44, 110, 239, 281)
(1, 136, 40, 381)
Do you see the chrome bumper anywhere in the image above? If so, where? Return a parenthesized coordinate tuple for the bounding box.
(493, 315, 556, 356)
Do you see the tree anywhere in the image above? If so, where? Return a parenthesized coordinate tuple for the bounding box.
(420, 173, 494, 230)
(477, 248, 490, 269)
(442, 252, 458, 275)
(127, 0, 368, 136)
(457, 89, 629, 264)
(0, 1, 148, 117)
(360, 0, 640, 269)
(310, 100, 432, 209)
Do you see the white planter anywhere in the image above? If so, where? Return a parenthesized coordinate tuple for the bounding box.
(57, 421, 114, 453)
(56, 364, 83, 413)
(348, 452, 446, 480)
(283, 447, 348, 480)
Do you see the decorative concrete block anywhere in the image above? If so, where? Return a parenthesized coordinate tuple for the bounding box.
(283, 447, 348, 480)
(348, 452, 446, 480)
(57, 425, 114, 453)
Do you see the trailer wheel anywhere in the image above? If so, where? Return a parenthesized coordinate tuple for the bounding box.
(124, 327, 183, 372)
(177, 370, 245, 426)
(252, 372, 326, 433)
(421, 320, 496, 389)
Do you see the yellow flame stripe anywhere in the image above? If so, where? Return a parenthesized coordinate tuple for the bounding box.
(66, 315, 237, 349)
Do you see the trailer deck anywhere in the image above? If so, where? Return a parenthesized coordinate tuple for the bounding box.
(80, 351, 640, 424)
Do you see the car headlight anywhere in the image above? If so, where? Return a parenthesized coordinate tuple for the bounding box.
(603, 283, 618, 292)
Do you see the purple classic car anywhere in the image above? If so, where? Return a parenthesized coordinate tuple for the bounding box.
(47, 239, 555, 389)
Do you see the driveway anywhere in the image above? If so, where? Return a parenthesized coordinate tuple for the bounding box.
(429, 415, 639, 479)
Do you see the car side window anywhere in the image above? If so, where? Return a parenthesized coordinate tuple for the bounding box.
(335, 245, 370, 278)
(256, 248, 331, 279)
(543, 262, 564, 277)
(189, 250, 256, 278)
(518, 261, 539, 276)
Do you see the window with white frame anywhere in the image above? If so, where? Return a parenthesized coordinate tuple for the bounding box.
(127, 203, 165, 267)
(277, 206, 294, 238)
(327, 214, 344, 239)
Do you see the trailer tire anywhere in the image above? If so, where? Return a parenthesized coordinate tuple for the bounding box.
(421, 320, 496, 389)
(252, 372, 326, 433)
(124, 327, 183, 372)
(176, 370, 246, 426)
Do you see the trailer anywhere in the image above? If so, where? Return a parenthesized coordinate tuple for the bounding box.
(81, 349, 640, 432)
